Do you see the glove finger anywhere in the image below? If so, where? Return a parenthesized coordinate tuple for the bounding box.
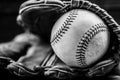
(0, 57, 14, 68)
(18, 0, 65, 27)
(19, 0, 64, 14)
(87, 59, 116, 77)
(7, 62, 40, 77)
(44, 65, 75, 79)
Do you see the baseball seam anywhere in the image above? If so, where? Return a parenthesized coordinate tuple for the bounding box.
(51, 10, 78, 45)
(76, 23, 108, 67)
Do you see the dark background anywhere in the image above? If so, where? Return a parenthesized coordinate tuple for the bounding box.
(0, 0, 25, 42)
(0, 0, 120, 80)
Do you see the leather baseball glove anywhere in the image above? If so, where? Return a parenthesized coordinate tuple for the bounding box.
(2, 0, 120, 80)
(0, 32, 40, 67)
(17, 0, 65, 43)
(7, 0, 72, 79)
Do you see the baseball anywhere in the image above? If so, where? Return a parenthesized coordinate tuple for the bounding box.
(50, 9, 110, 68)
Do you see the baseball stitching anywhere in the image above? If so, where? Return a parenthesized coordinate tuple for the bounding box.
(76, 23, 108, 67)
(51, 10, 78, 45)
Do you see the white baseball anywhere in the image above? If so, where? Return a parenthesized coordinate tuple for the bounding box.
(50, 9, 110, 68)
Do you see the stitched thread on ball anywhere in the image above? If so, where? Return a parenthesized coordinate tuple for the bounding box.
(76, 23, 108, 67)
(51, 10, 78, 45)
